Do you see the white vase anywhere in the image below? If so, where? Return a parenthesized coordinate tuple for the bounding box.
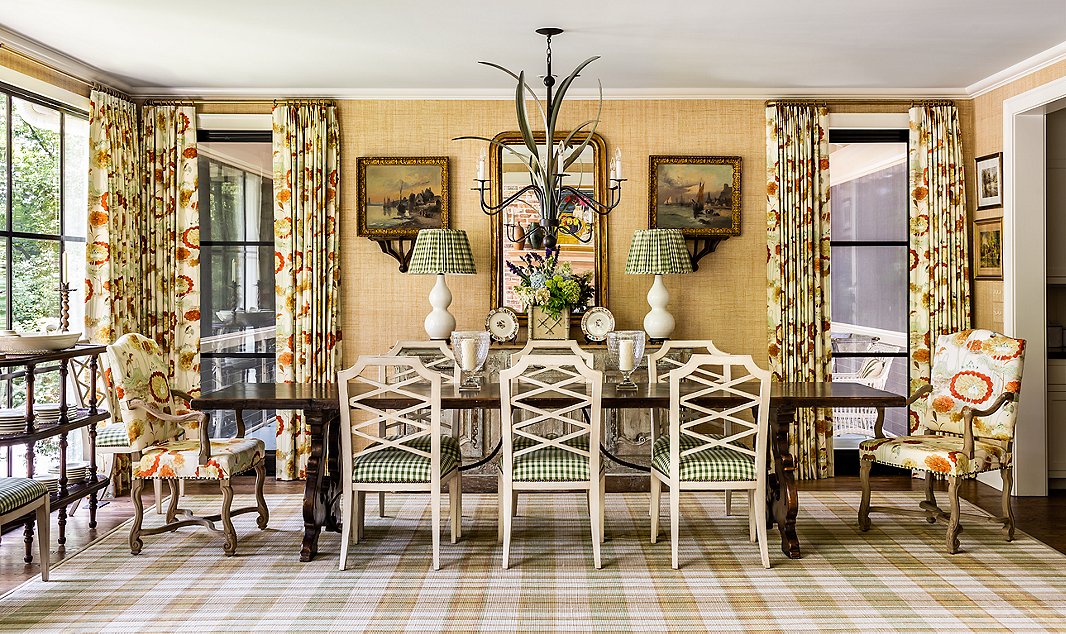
(528, 306, 570, 340)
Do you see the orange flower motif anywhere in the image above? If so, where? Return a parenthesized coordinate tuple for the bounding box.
(177, 112, 190, 133)
(967, 340, 983, 352)
(149, 371, 171, 403)
(99, 192, 110, 211)
(184, 309, 200, 321)
(913, 348, 930, 363)
(924, 455, 952, 473)
(182, 147, 198, 159)
(279, 351, 294, 367)
(159, 464, 176, 478)
(182, 226, 199, 249)
(175, 275, 194, 298)
(819, 157, 830, 171)
(88, 241, 110, 265)
(949, 371, 993, 404)
(912, 186, 928, 201)
(986, 336, 1023, 361)
(275, 251, 285, 273)
(277, 189, 291, 204)
(116, 386, 125, 399)
(1005, 380, 1020, 393)
(275, 217, 292, 239)
(932, 395, 955, 413)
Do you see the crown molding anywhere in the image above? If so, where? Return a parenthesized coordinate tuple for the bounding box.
(967, 40, 1066, 98)
(0, 24, 131, 92)
(129, 85, 969, 101)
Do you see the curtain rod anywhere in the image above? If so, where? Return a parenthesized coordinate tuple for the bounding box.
(765, 98, 956, 107)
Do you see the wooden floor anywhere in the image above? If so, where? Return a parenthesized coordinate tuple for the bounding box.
(1, 476, 1063, 594)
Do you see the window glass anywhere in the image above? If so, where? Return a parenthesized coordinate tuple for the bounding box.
(11, 98, 61, 235)
(12, 237, 59, 331)
(830, 245, 907, 333)
(0, 98, 6, 228)
(63, 115, 89, 238)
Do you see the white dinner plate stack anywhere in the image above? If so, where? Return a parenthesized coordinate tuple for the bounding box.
(0, 408, 28, 435)
(35, 404, 71, 426)
(33, 473, 60, 494)
(50, 460, 90, 483)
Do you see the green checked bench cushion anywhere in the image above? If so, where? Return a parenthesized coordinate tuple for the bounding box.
(0, 477, 47, 516)
(352, 435, 460, 483)
(97, 423, 131, 448)
(505, 435, 603, 482)
(652, 434, 756, 482)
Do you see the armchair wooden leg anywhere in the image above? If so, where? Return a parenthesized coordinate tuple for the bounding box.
(153, 479, 163, 515)
(130, 479, 145, 555)
(599, 475, 606, 543)
(220, 479, 237, 557)
(339, 491, 353, 571)
(379, 492, 387, 518)
(497, 473, 504, 544)
(946, 476, 962, 555)
(1001, 467, 1015, 542)
(355, 492, 365, 543)
(748, 490, 757, 543)
(501, 483, 512, 570)
(36, 499, 50, 581)
(670, 486, 680, 570)
(590, 481, 602, 569)
(725, 491, 733, 517)
(165, 480, 180, 524)
(432, 484, 441, 571)
(649, 475, 661, 543)
(924, 473, 938, 523)
(858, 458, 873, 532)
(254, 460, 269, 530)
(449, 475, 462, 544)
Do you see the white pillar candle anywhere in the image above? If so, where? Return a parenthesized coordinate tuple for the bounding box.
(618, 339, 635, 372)
(460, 338, 478, 371)
(231, 259, 238, 281)
(477, 148, 486, 181)
(61, 251, 69, 282)
(614, 147, 623, 180)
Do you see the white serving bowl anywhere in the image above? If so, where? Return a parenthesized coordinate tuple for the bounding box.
(0, 332, 82, 354)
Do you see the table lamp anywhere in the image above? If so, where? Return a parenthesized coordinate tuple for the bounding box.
(407, 229, 477, 340)
(624, 228, 693, 341)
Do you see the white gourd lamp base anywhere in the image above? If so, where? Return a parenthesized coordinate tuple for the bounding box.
(424, 273, 456, 340)
(642, 274, 675, 341)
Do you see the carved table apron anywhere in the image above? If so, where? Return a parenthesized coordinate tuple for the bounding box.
(194, 381, 904, 562)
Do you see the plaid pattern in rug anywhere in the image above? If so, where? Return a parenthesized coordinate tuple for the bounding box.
(1, 491, 1065, 631)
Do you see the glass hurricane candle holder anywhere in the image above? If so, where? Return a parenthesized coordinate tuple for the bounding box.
(607, 330, 645, 391)
(451, 331, 491, 391)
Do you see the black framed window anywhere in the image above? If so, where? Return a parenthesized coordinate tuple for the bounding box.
(197, 130, 277, 458)
(828, 129, 910, 440)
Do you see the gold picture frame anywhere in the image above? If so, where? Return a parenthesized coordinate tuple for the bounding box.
(649, 155, 742, 237)
(357, 157, 450, 238)
(974, 218, 1002, 280)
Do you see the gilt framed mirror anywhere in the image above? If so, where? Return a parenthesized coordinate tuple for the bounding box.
(488, 130, 609, 321)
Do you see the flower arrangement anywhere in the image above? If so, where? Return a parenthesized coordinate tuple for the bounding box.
(507, 252, 594, 319)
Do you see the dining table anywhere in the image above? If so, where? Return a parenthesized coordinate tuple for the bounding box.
(194, 379, 905, 562)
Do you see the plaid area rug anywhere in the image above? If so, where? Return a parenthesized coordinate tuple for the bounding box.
(1, 490, 1065, 632)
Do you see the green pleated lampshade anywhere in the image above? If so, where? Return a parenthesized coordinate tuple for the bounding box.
(407, 229, 477, 275)
(624, 229, 693, 275)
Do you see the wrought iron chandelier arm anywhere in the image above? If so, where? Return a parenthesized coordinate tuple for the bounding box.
(475, 182, 541, 216)
(558, 183, 624, 216)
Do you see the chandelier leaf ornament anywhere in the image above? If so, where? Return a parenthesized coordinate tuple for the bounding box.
(454, 27, 624, 251)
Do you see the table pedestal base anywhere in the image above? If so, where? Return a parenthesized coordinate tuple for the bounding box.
(768, 404, 801, 558)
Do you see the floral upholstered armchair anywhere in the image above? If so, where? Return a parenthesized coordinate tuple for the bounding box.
(858, 329, 1025, 554)
(107, 333, 268, 556)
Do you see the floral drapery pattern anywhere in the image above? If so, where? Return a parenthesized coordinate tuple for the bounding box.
(272, 103, 342, 480)
(140, 105, 201, 402)
(86, 90, 141, 345)
(766, 103, 834, 480)
(908, 104, 971, 432)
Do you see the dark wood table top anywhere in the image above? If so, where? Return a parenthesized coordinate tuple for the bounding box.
(194, 380, 906, 411)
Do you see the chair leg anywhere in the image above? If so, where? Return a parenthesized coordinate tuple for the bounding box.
(501, 483, 512, 569)
(165, 480, 180, 524)
(924, 472, 938, 523)
(355, 492, 365, 543)
(858, 458, 873, 531)
(153, 479, 163, 515)
(379, 492, 386, 518)
(339, 490, 353, 571)
(450, 475, 462, 544)
(36, 500, 49, 582)
(670, 486, 680, 570)
(755, 485, 770, 569)
(432, 485, 441, 570)
(725, 490, 733, 517)
(1001, 467, 1015, 542)
(590, 482, 602, 569)
(497, 473, 504, 544)
(220, 479, 237, 557)
(130, 479, 145, 555)
(946, 476, 962, 554)
(748, 490, 757, 543)
(599, 475, 606, 543)
(649, 475, 661, 543)
(512, 491, 518, 517)
(254, 460, 269, 529)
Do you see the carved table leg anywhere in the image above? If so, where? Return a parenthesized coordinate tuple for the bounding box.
(300, 408, 341, 562)
(323, 413, 342, 533)
(767, 404, 801, 559)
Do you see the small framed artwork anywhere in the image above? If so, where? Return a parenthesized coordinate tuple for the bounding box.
(357, 157, 450, 237)
(649, 155, 742, 237)
(974, 218, 1002, 280)
(975, 152, 1003, 212)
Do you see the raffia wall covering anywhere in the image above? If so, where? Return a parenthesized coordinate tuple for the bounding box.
(971, 60, 1066, 331)
(0, 48, 90, 97)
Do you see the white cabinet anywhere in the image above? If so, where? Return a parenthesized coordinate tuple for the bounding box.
(1047, 360, 1066, 482)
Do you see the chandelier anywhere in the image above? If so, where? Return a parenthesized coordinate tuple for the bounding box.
(456, 28, 625, 251)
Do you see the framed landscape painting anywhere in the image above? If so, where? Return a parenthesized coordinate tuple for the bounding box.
(649, 155, 742, 237)
(357, 157, 450, 237)
(974, 218, 1002, 280)
(975, 152, 1002, 211)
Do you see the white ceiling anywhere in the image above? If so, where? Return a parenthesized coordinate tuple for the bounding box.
(1, 0, 1064, 97)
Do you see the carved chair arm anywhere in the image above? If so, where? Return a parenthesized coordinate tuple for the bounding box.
(874, 384, 932, 439)
(960, 391, 1015, 458)
(126, 399, 211, 465)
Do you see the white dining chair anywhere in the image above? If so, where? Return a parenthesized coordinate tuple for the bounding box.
(498, 353, 604, 569)
(650, 353, 772, 569)
(509, 339, 594, 367)
(337, 355, 461, 571)
(647, 340, 738, 514)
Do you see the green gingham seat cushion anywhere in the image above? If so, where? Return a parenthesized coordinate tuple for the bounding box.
(352, 435, 460, 483)
(96, 423, 131, 448)
(0, 477, 47, 516)
(504, 435, 603, 482)
(652, 434, 756, 482)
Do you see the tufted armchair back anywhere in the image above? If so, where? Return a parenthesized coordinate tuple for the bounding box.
(106, 333, 180, 451)
(923, 329, 1025, 441)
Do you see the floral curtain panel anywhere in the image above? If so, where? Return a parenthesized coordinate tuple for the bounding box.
(85, 90, 141, 344)
(907, 104, 971, 431)
(140, 105, 201, 402)
(766, 103, 834, 480)
(272, 102, 342, 480)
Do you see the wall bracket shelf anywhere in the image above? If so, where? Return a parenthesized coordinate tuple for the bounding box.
(372, 238, 416, 273)
(686, 237, 728, 271)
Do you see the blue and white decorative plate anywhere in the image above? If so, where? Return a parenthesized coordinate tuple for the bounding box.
(485, 307, 519, 343)
(580, 307, 615, 342)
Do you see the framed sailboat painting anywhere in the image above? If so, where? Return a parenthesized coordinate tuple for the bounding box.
(357, 157, 450, 237)
(648, 155, 742, 237)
